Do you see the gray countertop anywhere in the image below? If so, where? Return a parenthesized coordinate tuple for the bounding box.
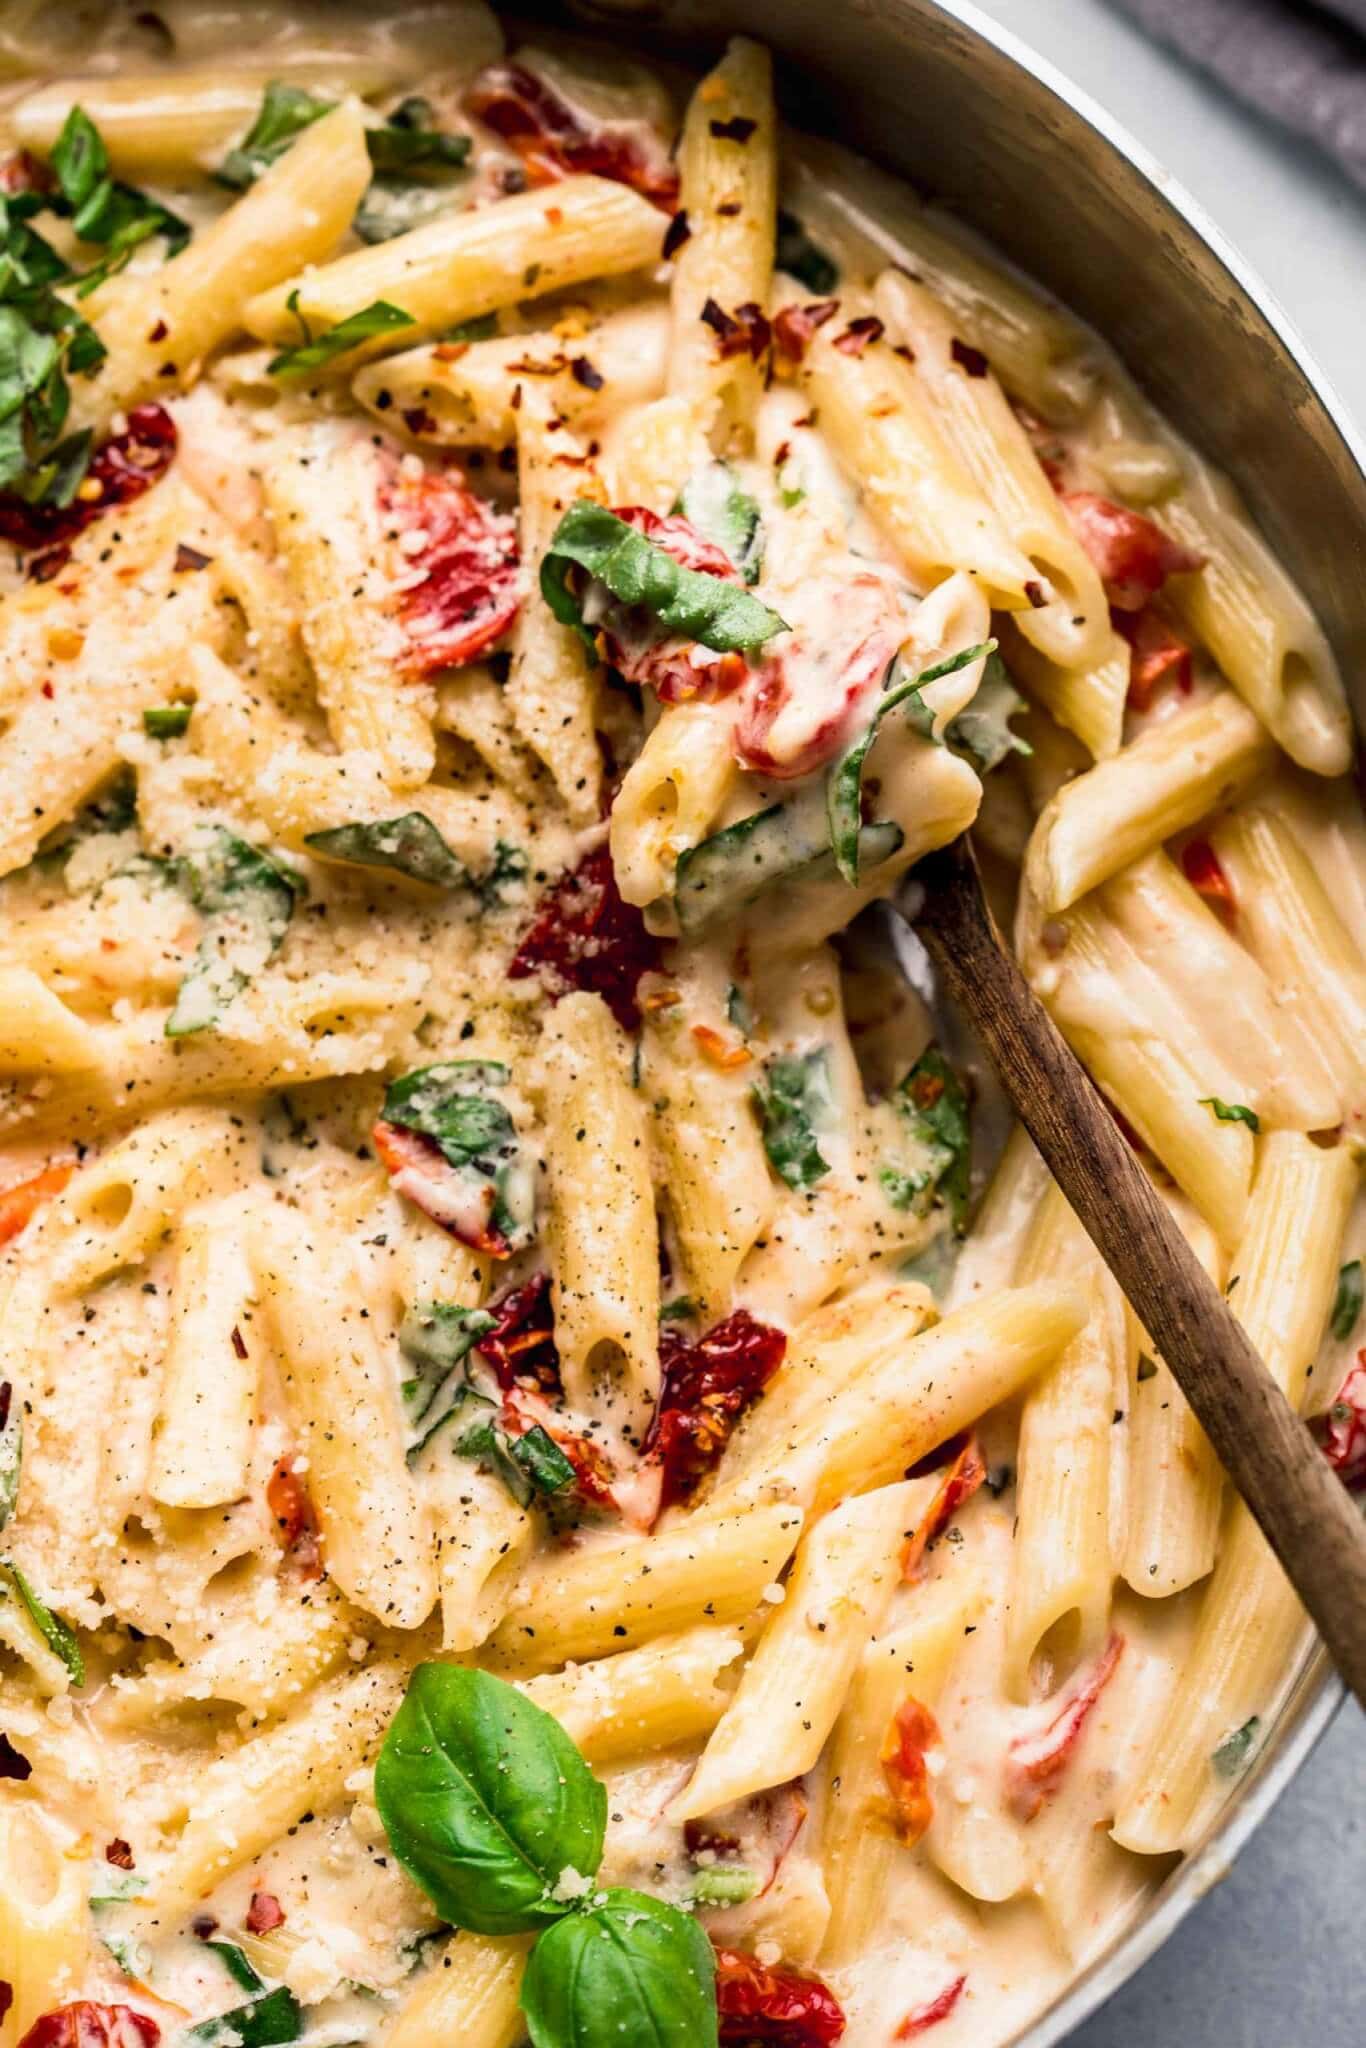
(963, 2, 1366, 2042)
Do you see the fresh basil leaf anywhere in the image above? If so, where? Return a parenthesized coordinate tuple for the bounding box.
(143, 703, 192, 739)
(881, 1045, 972, 1230)
(0, 1382, 19, 1533)
(21, 427, 93, 510)
(207, 1941, 267, 1995)
(826, 641, 992, 885)
(99, 1930, 153, 1978)
(216, 82, 334, 191)
(690, 1864, 757, 1907)
(541, 499, 787, 659)
(1332, 1259, 1363, 1342)
(1211, 1715, 1261, 1780)
(184, 1986, 301, 2048)
(366, 111, 471, 176)
(454, 1413, 532, 1506)
(375, 1663, 607, 1935)
(754, 1048, 834, 1192)
(69, 184, 190, 297)
(660, 1295, 698, 1324)
(444, 313, 499, 345)
(305, 813, 466, 889)
(267, 295, 415, 379)
(510, 1424, 576, 1496)
(519, 1889, 717, 2048)
(381, 1060, 536, 1253)
(477, 838, 529, 909)
(1, 1560, 83, 1683)
(50, 107, 108, 211)
(167, 829, 303, 1037)
(399, 1300, 496, 1459)
(775, 209, 839, 294)
(673, 795, 902, 939)
(1199, 1097, 1260, 1132)
(675, 461, 763, 583)
(946, 650, 1032, 773)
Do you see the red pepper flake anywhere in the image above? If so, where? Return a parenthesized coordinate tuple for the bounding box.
(172, 542, 212, 573)
(0, 1986, 11, 2025)
(1061, 491, 1205, 611)
(879, 1697, 941, 1846)
(16, 2007, 161, 2048)
(465, 61, 679, 210)
(508, 844, 661, 1031)
(901, 1431, 986, 1580)
(2, 405, 177, 570)
(895, 1975, 968, 2038)
(569, 355, 605, 392)
(690, 1022, 751, 1070)
(0, 1160, 74, 1247)
(0, 1732, 31, 1780)
(1311, 1355, 1366, 1490)
(949, 337, 989, 377)
(381, 461, 520, 675)
(772, 299, 839, 363)
(701, 297, 772, 361)
(662, 209, 692, 259)
(833, 315, 884, 357)
(246, 1890, 285, 1935)
(147, 318, 168, 344)
(1024, 577, 1047, 608)
(709, 115, 757, 142)
(266, 1456, 323, 1582)
(1005, 1632, 1124, 1821)
(1180, 836, 1236, 923)
(714, 1948, 846, 2046)
(230, 1324, 249, 1360)
(104, 1839, 135, 1870)
(642, 1309, 786, 1513)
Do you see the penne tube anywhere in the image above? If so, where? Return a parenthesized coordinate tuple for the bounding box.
(245, 176, 667, 360)
(387, 1932, 532, 2048)
(148, 1200, 258, 1509)
(666, 1479, 924, 1821)
(0, 968, 101, 1074)
(521, 1624, 745, 1763)
(426, 1462, 533, 1656)
(487, 1503, 805, 1670)
(1022, 691, 1275, 916)
(1001, 620, 1130, 762)
(0, 1804, 88, 2044)
(610, 699, 741, 908)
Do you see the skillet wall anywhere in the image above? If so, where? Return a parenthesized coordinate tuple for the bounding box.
(553, 0, 1366, 707)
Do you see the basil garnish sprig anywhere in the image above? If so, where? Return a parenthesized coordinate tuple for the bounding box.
(541, 499, 788, 661)
(267, 290, 415, 379)
(376, 1664, 718, 2048)
(49, 107, 189, 297)
(826, 639, 993, 885)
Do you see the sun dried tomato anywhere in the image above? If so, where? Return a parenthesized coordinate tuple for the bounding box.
(0, 1161, 74, 1248)
(643, 1310, 787, 1512)
(880, 1698, 941, 1846)
(246, 1890, 285, 1935)
(714, 1949, 846, 2046)
(1112, 602, 1194, 710)
(266, 1456, 323, 1582)
(382, 464, 520, 675)
(0, 149, 53, 198)
(1005, 1632, 1124, 1822)
(476, 1271, 561, 1395)
(1, 406, 178, 574)
(466, 61, 679, 210)
(1060, 492, 1203, 611)
(1180, 836, 1236, 923)
(901, 1431, 986, 1581)
(895, 1975, 967, 2038)
(17, 2008, 160, 2048)
(371, 1118, 518, 1259)
(772, 299, 839, 363)
(508, 844, 661, 1031)
(1312, 1356, 1366, 1491)
(586, 506, 753, 706)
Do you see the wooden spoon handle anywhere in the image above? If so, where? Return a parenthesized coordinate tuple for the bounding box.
(911, 834, 1366, 1709)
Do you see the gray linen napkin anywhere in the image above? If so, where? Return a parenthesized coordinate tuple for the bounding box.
(1111, 0, 1366, 190)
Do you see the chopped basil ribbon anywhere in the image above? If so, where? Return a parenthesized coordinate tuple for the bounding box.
(0, 1560, 83, 1683)
(948, 649, 1033, 773)
(444, 312, 499, 345)
(1211, 1715, 1261, 1780)
(376, 1665, 719, 2048)
(166, 829, 303, 1037)
(399, 1300, 497, 1461)
(305, 813, 466, 889)
(142, 703, 192, 738)
(1199, 1097, 1260, 1133)
(381, 1060, 536, 1254)
(184, 1987, 302, 2048)
(50, 106, 189, 296)
(267, 292, 415, 379)
(675, 461, 763, 583)
(1332, 1259, 1363, 1342)
(826, 640, 993, 885)
(215, 82, 335, 189)
(365, 97, 473, 175)
(775, 209, 839, 294)
(660, 1295, 699, 1324)
(673, 795, 902, 939)
(206, 1941, 268, 1994)
(454, 1413, 576, 1508)
(880, 1045, 972, 1230)
(753, 1048, 835, 1191)
(541, 499, 788, 659)
(0, 1384, 20, 1533)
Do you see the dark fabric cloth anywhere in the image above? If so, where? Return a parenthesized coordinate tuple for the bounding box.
(1111, 0, 1366, 190)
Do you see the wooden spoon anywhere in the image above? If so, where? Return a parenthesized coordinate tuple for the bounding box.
(910, 832, 1366, 1709)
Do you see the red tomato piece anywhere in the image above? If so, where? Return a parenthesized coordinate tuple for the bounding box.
(734, 570, 905, 780)
(1313, 1356, 1366, 1491)
(1, 406, 178, 576)
(266, 1457, 323, 1582)
(714, 1949, 846, 2046)
(508, 844, 661, 1031)
(0, 1160, 74, 1247)
(18, 2008, 160, 2048)
(879, 1697, 941, 1847)
(1060, 492, 1203, 611)
(1180, 836, 1236, 923)
(246, 1891, 285, 1935)
(642, 1310, 787, 1514)
(1113, 603, 1195, 710)
(1005, 1633, 1124, 1821)
(587, 506, 752, 706)
(895, 1975, 968, 2038)
(901, 1432, 986, 1581)
(466, 61, 679, 210)
(371, 1118, 516, 1258)
(382, 465, 520, 675)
